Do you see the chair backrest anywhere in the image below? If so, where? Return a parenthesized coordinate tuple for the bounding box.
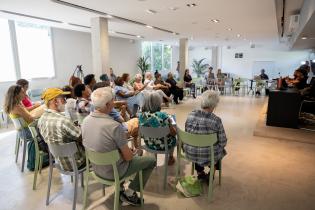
(177, 126, 218, 147)
(47, 142, 78, 158)
(86, 149, 120, 166)
(10, 117, 26, 131)
(139, 126, 170, 139)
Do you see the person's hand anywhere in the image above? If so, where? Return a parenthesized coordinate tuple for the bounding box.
(33, 102, 41, 108)
(134, 90, 140, 95)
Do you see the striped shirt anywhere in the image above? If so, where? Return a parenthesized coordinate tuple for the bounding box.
(183, 109, 227, 166)
(38, 109, 85, 171)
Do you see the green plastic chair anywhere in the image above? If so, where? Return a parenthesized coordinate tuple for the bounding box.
(83, 149, 144, 210)
(176, 127, 222, 202)
(28, 121, 47, 190)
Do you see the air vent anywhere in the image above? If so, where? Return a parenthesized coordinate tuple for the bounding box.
(0, 10, 63, 23)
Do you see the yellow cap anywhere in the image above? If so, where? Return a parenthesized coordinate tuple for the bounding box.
(41, 88, 71, 103)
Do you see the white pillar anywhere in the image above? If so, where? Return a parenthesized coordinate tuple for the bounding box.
(211, 46, 222, 72)
(91, 17, 110, 79)
(179, 38, 188, 82)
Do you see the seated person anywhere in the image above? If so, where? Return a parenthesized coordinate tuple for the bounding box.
(216, 69, 226, 94)
(184, 90, 227, 181)
(204, 67, 216, 89)
(284, 68, 307, 90)
(109, 67, 117, 84)
(133, 74, 148, 91)
(184, 69, 196, 98)
(114, 77, 144, 117)
(73, 84, 92, 117)
(84, 74, 96, 92)
(69, 76, 82, 88)
(16, 79, 41, 111)
(122, 73, 134, 91)
(81, 87, 156, 206)
(165, 72, 184, 104)
(62, 85, 78, 123)
(139, 92, 177, 165)
(99, 74, 111, 87)
(259, 69, 269, 80)
(154, 73, 172, 97)
(38, 88, 85, 171)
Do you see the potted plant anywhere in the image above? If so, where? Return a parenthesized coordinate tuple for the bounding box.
(137, 56, 150, 82)
(192, 58, 209, 78)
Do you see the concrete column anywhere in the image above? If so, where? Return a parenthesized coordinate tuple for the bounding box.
(179, 38, 188, 82)
(211, 46, 222, 72)
(91, 17, 110, 79)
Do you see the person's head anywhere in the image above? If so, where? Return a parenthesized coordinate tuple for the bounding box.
(73, 84, 91, 99)
(294, 69, 304, 80)
(145, 72, 152, 80)
(114, 76, 124, 86)
(100, 74, 109, 82)
(121, 73, 130, 82)
(84, 74, 96, 88)
(305, 60, 310, 66)
(91, 87, 114, 114)
(261, 69, 265, 74)
(134, 74, 142, 83)
(185, 69, 190, 76)
(217, 69, 222, 74)
(209, 67, 213, 72)
(62, 85, 73, 99)
(4, 85, 26, 114)
(41, 88, 70, 112)
(16, 79, 29, 92)
(142, 92, 162, 113)
(109, 68, 113, 75)
(93, 81, 110, 91)
(200, 90, 219, 112)
(167, 72, 173, 79)
(69, 76, 82, 88)
(155, 73, 162, 81)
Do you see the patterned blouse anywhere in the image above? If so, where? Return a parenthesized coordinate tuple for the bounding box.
(184, 109, 227, 166)
(139, 111, 176, 151)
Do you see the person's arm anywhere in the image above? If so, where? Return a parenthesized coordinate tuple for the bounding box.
(14, 104, 34, 124)
(25, 102, 41, 111)
(217, 118, 227, 149)
(113, 124, 133, 160)
(116, 90, 135, 98)
(120, 144, 133, 161)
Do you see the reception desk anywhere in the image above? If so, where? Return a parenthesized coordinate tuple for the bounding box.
(266, 89, 302, 128)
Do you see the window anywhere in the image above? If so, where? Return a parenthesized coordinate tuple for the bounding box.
(141, 42, 172, 71)
(15, 22, 55, 79)
(0, 18, 16, 82)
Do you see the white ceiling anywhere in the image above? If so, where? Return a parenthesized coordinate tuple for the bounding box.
(0, 0, 282, 48)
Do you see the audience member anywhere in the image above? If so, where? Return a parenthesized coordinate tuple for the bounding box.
(165, 72, 184, 104)
(285, 68, 307, 89)
(82, 87, 156, 206)
(109, 67, 117, 83)
(122, 73, 134, 91)
(16, 79, 41, 111)
(69, 76, 82, 88)
(133, 74, 147, 91)
(184, 90, 227, 181)
(38, 88, 85, 171)
(73, 84, 92, 117)
(100, 74, 111, 87)
(62, 85, 78, 123)
(84, 74, 96, 92)
(259, 69, 269, 80)
(216, 69, 225, 94)
(139, 92, 177, 165)
(204, 67, 215, 87)
(184, 69, 196, 98)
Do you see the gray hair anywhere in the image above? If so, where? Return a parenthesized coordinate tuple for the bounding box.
(142, 92, 162, 113)
(200, 90, 219, 109)
(135, 73, 142, 80)
(91, 87, 114, 109)
(145, 72, 152, 80)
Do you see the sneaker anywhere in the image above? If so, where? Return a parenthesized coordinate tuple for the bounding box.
(120, 191, 142, 206)
(197, 171, 209, 181)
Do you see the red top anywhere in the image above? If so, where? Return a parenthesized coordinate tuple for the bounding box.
(22, 96, 32, 108)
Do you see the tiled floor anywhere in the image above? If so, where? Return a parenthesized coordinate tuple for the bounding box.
(1, 95, 315, 210)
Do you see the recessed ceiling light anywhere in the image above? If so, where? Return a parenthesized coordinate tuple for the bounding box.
(146, 25, 153, 29)
(187, 3, 197, 7)
(237, 34, 241, 38)
(301, 36, 308, 40)
(210, 19, 220, 23)
(136, 35, 143, 38)
(227, 28, 232, 31)
(169, 7, 179, 11)
(146, 9, 157, 14)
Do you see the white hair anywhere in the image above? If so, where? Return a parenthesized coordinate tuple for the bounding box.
(145, 72, 152, 79)
(200, 90, 219, 109)
(91, 87, 114, 109)
(142, 92, 162, 113)
(135, 73, 142, 80)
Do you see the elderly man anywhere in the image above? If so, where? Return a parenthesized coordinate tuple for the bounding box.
(81, 87, 156, 206)
(38, 88, 85, 171)
(184, 90, 227, 181)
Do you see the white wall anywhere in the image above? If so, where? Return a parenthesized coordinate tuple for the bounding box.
(188, 46, 212, 69)
(221, 46, 310, 79)
(0, 27, 142, 105)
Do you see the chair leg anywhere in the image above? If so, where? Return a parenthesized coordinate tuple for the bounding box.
(39, 155, 43, 174)
(102, 184, 106, 196)
(15, 133, 20, 163)
(219, 169, 222, 186)
(82, 172, 89, 210)
(21, 139, 27, 172)
(191, 162, 195, 175)
(72, 173, 78, 210)
(81, 173, 84, 188)
(33, 152, 40, 190)
(139, 170, 144, 207)
(155, 154, 157, 167)
(163, 153, 169, 190)
(114, 182, 120, 210)
(71, 175, 73, 183)
(46, 163, 53, 205)
(207, 167, 214, 202)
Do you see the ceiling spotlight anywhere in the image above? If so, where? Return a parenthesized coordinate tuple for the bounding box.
(211, 19, 220, 23)
(227, 28, 232, 31)
(169, 7, 179, 11)
(146, 9, 157, 14)
(146, 25, 153, 29)
(136, 35, 143, 38)
(301, 36, 308, 40)
(237, 34, 241, 38)
(186, 3, 197, 7)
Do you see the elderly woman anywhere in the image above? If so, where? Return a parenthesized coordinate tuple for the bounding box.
(143, 72, 171, 103)
(133, 74, 148, 91)
(114, 76, 144, 117)
(139, 92, 176, 165)
(184, 90, 227, 181)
